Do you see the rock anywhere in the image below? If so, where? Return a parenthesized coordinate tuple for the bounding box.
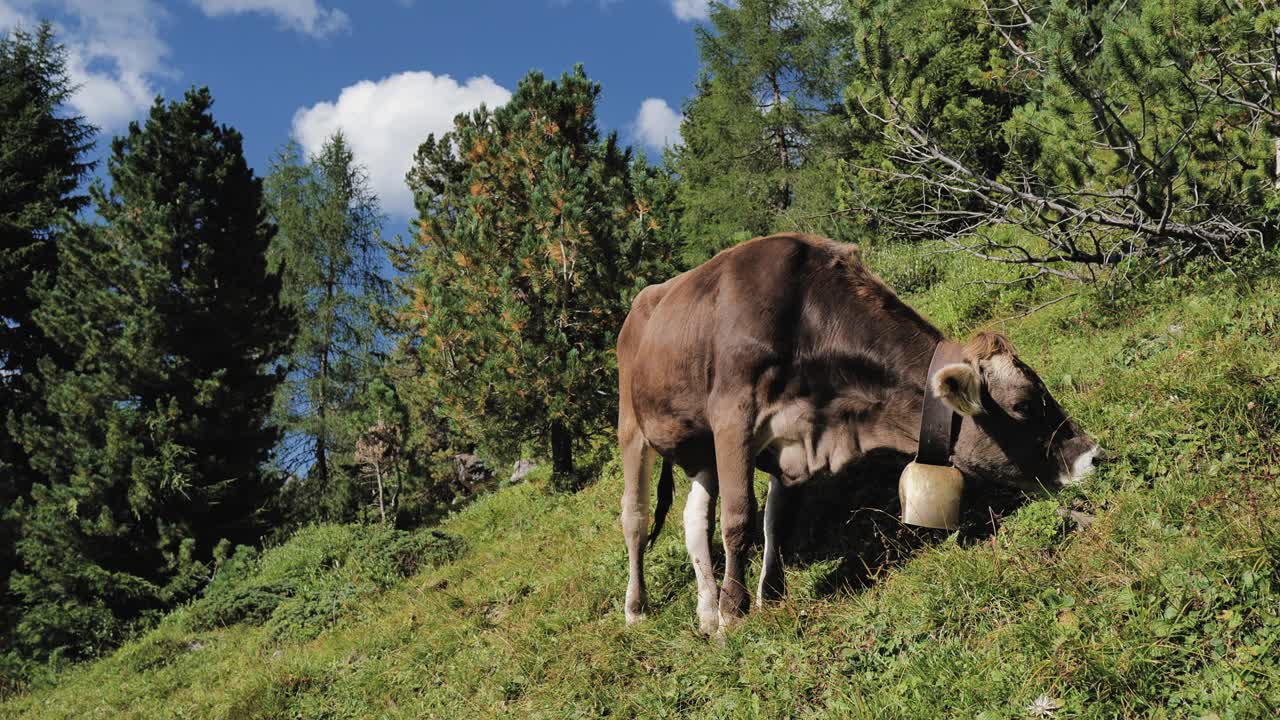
(453, 453, 493, 495)
(1056, 507, 1096, 530)
(510, 459, 537, 485)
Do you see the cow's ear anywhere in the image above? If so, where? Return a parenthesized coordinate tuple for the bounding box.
(933, 363, 983, 416)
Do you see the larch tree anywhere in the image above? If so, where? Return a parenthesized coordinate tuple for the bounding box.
(265, 133, 389, 522)
(9, 88, 293, 662)
(404, 66, 678, 489)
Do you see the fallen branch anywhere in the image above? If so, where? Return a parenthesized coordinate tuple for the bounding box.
(1056, 508, 1096, 530)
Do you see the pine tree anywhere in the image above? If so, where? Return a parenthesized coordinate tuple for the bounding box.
(9, 88, 293, 661)
(836, 0, 1031, 246)
(404, 67, 677, 488)
(265, 133, 389, 522)
(841, 0, 1276, 271)
(0, 22, 94, 669)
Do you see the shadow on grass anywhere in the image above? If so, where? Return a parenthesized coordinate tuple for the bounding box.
(773, 453, 1031, 597)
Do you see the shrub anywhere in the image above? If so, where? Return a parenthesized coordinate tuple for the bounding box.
(265, 580, 358, 642)
(188, 525, 464, 636)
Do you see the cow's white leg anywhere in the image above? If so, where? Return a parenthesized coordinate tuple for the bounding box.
(683, 469, 719, 636)
(621, 432, 655, 625)
(757, 474, 788, 605)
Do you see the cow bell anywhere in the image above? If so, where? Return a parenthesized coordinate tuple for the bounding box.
(898, 461, 963, 530)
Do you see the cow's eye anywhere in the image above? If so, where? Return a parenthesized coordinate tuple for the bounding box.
(1012, 400, 1036, 417)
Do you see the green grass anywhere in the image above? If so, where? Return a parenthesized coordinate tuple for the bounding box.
(5, 246, 1279, 719)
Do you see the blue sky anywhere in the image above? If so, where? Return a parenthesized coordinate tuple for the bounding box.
(0, 0, 706, 220)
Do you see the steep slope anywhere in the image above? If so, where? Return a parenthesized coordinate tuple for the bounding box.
(4, 249, 1279, 719)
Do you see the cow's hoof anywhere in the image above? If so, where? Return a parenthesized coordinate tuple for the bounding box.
(756, 589, 785, 608)
(719, 587, 750, 621)
(697, 610, 719, 637)
(718, 610, 745, 634)
(625, 610, 646, 626)
(758, 575, 786, 606)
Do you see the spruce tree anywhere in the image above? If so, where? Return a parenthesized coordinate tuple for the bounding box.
(0, 22, 94, 669)
(10, 88, 292, 661)
(265, 133, 389, 522)
(671, 0, 853, 262)
(405, 67, 677, 488)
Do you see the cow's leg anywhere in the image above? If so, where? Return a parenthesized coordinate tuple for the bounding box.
(621, 427, 655, 625)
(683, 468, 720, 636)
(710, 412, 757, 631)
(758, 474, 791, 605)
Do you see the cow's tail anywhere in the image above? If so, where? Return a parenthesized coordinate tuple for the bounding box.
(647, 457, 674, 548)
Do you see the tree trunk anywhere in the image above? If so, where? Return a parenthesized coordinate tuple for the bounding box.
(389, 463, 400, 516)
(374, 462, 386, 524)
(1274, 137, 1279, 190)
(314, 273, 336, 492)
(314, 431, 329, 490)
(550, 420, 574, 489)
(768, 70, 792, 214)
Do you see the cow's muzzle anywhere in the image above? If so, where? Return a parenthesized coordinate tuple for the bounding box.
(1057, 437, 1105, 487)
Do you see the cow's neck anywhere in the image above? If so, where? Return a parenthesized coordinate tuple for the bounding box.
(849, 293, 956, 459)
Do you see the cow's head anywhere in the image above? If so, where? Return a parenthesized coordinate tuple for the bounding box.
(930, 332, 1102, 490)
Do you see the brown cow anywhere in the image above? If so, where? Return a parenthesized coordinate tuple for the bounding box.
(617, 234, 1100, 635)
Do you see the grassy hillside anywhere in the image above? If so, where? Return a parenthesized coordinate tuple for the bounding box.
(4, 247, 1279, 719)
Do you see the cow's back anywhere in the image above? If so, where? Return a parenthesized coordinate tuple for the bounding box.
(619, 234, 863, 457)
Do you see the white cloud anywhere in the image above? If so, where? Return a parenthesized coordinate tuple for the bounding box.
(0, 0, 354, 132)
(192, 0, 349, 38)
(291, 71, 512, 216)
(671, 0, 711, 21)
(633, 98, 682, 150)
(65, 63, 155, 131)
(0, 0, 168, 130)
